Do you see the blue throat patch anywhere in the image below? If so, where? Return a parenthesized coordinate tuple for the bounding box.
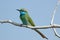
(20, 12, 26, 16)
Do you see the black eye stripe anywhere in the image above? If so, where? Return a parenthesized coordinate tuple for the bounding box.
(21, 10, 26, 12)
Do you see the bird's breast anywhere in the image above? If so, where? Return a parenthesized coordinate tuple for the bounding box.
(20, 14, 25, 16)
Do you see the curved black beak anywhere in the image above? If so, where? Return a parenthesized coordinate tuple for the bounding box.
(16, 9, 20, 11)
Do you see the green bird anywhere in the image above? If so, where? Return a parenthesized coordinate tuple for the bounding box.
(17, 8, 47, 39)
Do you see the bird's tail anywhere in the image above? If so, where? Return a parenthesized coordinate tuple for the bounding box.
(34, 29, 48, 39)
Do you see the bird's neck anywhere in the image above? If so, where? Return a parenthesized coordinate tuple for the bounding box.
(20, 12, 26, 16)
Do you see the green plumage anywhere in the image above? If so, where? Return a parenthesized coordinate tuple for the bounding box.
(20, 12, 35, 26)
(17, 8, 47, 39)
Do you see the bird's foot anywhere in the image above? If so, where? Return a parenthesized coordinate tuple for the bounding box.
(20, 24, 24, 26)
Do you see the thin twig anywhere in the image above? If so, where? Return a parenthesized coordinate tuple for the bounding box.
(50, 0, 60, 38)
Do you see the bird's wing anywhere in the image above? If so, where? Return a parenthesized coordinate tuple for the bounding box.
(27, 14, 35, 26)
(27, 14, 48, 39)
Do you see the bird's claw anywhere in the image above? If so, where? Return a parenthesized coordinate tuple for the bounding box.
(20, 24, 23, 26)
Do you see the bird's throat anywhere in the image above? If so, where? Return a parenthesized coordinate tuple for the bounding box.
(20, 12, 26, 16)
(20, 12, 26, 14)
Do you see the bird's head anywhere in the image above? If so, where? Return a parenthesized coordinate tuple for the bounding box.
(17, 8, 28, 15)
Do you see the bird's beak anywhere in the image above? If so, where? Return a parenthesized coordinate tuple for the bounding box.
(16, 9, 20, 11)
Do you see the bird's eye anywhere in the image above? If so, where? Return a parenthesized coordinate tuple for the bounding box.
(20, 10, 26, 12)
(20, 11, 25, 13)
(21, 10, 24, 12)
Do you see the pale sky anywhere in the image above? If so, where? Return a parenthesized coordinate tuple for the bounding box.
(0, 0, 60, 40)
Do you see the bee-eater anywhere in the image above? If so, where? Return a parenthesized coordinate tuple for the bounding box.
(17, 8, 47, 39)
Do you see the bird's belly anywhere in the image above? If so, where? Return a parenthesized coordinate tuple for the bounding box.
(20, 15, 31, 25)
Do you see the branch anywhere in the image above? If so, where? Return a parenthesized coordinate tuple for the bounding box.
(0, 19, 49, 39)
(0, 19, 60, 39)
(50, 0, 60, 38)
(0, 20, 27, 27)
(0, 20, 60, 29)
(53, 28, 60, 38)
